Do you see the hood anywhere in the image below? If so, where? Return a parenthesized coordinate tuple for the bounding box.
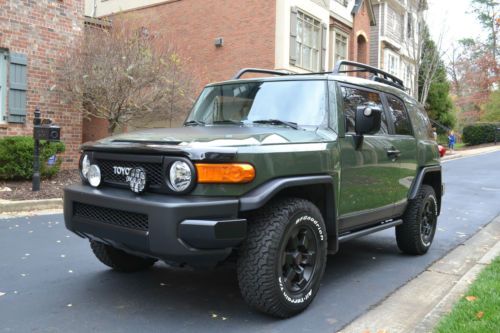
(92, 126, 333, 147)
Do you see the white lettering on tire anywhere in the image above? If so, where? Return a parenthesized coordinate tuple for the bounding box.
(278, 276, 313, 304)
(295, 215, 324, 241)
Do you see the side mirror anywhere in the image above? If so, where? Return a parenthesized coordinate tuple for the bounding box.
(355, 105, 382, 135)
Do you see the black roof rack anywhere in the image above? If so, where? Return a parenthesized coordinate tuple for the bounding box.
(232, 68, 290, 79)
(332, 60, 405, 91)
(231, 61, 406, 92)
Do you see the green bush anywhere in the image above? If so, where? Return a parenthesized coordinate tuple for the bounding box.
(462, 123, 500, 146)
(0, 136, 65, 180)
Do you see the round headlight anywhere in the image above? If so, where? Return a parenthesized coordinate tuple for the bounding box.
(81, 154, 91, 179)
(169, 161, 192, 192)
(88, 164, 101, 187)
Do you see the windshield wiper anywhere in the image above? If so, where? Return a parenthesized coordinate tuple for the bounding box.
(184, 120, 205, 126)
(252, 119, 299, 130)
(212, 120, 243, 125)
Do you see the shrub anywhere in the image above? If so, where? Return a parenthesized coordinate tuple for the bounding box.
(0, 136, 65, 180)
(462, 123, 500, 146)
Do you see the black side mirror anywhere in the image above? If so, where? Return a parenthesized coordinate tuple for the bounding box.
(355, 105, 382, 135)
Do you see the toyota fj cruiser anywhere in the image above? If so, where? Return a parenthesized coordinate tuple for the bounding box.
(64, 61, 443, 318)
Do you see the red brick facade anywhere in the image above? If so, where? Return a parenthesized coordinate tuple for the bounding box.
(118, 0, 276, 87)
(350, 0, 371, 65)
(0, 0, 84, 168)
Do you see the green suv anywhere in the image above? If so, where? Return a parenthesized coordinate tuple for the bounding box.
(64, 61, 443, 318)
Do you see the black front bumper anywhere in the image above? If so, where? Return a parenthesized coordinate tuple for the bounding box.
(64, 184, 246, 266)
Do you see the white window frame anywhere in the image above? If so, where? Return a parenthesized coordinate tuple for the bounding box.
(333, 29, 349, 67)
(385, 50, 399, 77)
(295, 10, 322, 72)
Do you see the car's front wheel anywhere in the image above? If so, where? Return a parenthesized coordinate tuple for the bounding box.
(237, 198, 327, 318)
(90, 241, 157, 272)
(396, 185, 438, 255)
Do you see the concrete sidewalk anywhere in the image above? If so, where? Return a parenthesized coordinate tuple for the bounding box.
(441, 144, 500, 161)
(340, 215, 500, 333)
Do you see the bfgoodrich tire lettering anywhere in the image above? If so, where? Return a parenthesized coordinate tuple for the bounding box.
(396, 185, 438, 255)
(237, 198, 327, 318)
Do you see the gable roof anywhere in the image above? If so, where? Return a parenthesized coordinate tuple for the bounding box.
(352, 0, 376, 26)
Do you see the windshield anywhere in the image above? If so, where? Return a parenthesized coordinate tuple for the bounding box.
(186, 80, 327, 127)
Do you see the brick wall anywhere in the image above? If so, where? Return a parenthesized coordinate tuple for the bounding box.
(0, 0, 84, 169)
(117, 0, 276, 88)
(350, 0, 371, 65)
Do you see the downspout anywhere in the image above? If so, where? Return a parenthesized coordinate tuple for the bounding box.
(92, 0, 97, 17)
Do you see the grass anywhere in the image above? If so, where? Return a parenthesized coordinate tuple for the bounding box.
(434, 256, 500, 333)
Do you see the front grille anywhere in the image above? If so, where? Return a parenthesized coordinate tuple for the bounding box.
(73, 202, 149, 231)
(96, 159, 164, 187)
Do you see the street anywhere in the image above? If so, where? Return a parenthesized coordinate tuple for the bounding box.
(1, 151, 499, 333)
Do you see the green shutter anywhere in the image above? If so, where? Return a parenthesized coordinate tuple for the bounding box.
(290, 7, 298, 65)
(8, 53, 28, 123)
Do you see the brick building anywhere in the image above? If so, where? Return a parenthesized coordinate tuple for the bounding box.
(329, 0, 375, 69)
(0, 0, 85, 168)
(86, 0, 377, 83)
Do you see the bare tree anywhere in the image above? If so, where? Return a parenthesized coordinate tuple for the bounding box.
(61, 17, 197, 135)
(402, 0, 443, 105)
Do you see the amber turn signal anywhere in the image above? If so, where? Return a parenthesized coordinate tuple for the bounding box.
(195, 163, 255, 183)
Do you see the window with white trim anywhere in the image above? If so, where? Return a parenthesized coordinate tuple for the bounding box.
(295, 11, 322, 71)
(334, 29, 349, 66)
(385, 51, 399, 77)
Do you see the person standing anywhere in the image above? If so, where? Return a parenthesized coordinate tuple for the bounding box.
(448, 131, 456, 152)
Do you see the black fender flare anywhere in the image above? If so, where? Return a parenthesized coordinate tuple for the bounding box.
(409, 165, 443, 214)
(239, 175, 338, 252)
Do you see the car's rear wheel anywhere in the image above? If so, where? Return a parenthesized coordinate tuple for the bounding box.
(396, 185, 438, 255)
(237, 198, 327, 318)
(90, 241, 157, 272)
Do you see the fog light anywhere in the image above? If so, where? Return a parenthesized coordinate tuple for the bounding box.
(88, 164, 101, 187)
(128, 167, 147, 193)
(169, 161, 192, 192)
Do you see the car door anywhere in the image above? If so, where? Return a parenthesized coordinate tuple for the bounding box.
(383, 94, 418, 215)
(337, 85, 402, 232)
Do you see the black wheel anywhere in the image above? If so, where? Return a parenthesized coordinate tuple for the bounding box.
(237, 198, 327, 318)
(90, 241, 157, 272)
(396, 185, 438, 255)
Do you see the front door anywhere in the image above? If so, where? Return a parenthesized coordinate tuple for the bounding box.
(338, 85, 402, 232)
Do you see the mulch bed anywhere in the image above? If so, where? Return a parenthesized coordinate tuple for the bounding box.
(0, 169, 80, 201)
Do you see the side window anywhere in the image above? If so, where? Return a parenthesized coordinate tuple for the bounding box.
(387, 96, 412, 135)
(341, 86, 388, 135)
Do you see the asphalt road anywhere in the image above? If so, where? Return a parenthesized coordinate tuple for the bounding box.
(1, 151, 499, 333)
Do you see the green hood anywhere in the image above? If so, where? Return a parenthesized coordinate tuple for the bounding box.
(94, 126, 334, 148)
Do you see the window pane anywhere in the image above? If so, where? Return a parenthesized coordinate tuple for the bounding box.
(388, 96, 412, 135)
(341, 87, 388, 135)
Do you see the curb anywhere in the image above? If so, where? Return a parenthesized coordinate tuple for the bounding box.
(0, 198, 62, 214)
(339, 215, 500, 333)
(415, 240, 500, 332)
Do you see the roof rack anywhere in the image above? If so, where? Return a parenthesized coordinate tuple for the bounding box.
(332, 60, 405, 91)
(232, 68, 290, 79)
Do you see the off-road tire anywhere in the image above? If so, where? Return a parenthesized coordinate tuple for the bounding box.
(90, 241, 157, 272)
(237, 198, 328, 318)
(396, 185, 438, 255)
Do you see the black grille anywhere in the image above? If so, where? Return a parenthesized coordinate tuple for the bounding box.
(73, 202, 149, 231)
(96, 159, 164, 187)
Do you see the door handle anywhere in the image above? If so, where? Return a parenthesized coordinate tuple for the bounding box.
(386, 148, 401, 158)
